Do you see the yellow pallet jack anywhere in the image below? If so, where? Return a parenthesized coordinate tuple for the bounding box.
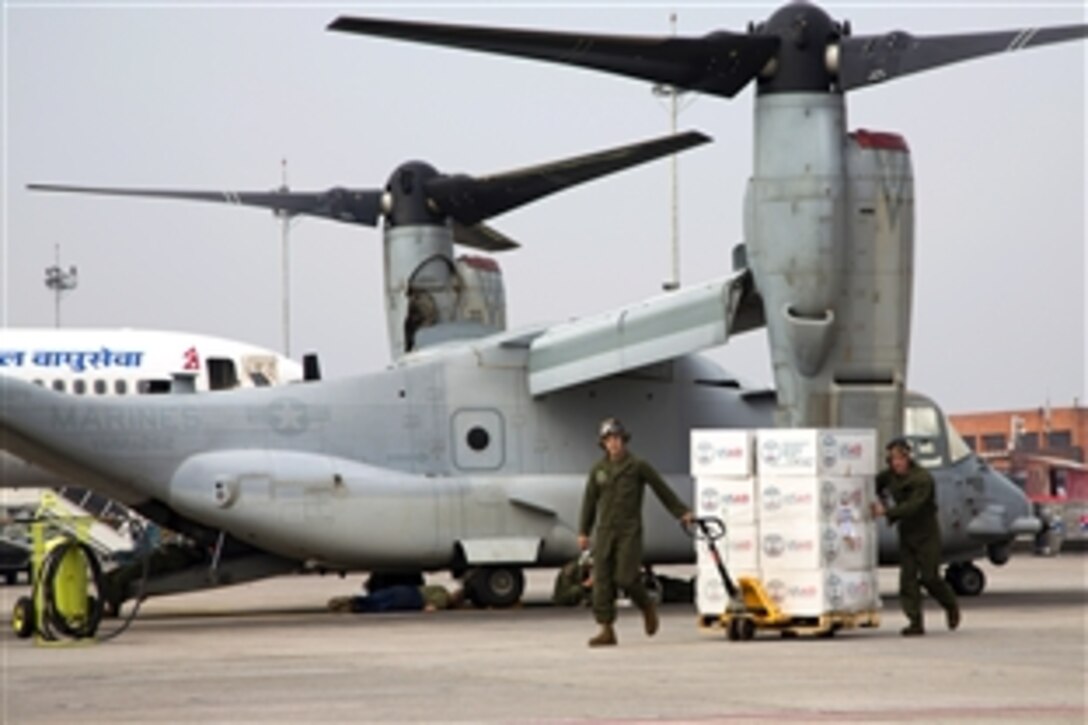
(690, 517, 880, 640)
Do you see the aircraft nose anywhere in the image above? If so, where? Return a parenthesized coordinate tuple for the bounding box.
(989, 470, 1042, 536)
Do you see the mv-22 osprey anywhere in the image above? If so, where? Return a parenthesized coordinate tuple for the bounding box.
(10, 2, 1084, 606)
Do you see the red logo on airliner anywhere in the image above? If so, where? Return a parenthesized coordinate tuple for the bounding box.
(183, 346, 200, 371)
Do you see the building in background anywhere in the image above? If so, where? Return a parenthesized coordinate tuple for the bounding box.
(950, 403, 1087, 548)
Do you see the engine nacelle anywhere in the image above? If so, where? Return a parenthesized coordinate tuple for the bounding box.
(168, 449, 451, 568)
(745, 92, 914, 447)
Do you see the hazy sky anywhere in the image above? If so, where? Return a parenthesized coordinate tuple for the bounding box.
(2, 1, 1085, 415)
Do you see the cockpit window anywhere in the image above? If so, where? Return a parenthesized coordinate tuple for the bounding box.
(903, 402, 944, 469)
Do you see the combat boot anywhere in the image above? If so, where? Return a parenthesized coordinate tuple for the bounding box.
(588, 624, 617, 647)
(946, 604, 961, 631)
(900, 621, 925, 637)
(641, 602, 659, 637)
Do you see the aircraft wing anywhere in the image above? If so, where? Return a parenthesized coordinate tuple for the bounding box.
(527, 269, 763, 396)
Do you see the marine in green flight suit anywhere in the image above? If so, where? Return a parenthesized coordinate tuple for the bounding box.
(873, 437, 961, 636)
(578, 418, 692, 647)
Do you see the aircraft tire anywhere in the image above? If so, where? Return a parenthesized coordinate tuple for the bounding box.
(945, 563, 986, 596)
(465, 566, 524, 608)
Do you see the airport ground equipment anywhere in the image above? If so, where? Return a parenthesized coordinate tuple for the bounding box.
(690, 516, 879, 640)
(12, 491, 105, 643)
(10, 491, 152, 643)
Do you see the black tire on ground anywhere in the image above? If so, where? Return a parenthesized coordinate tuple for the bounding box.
(465, 567, 525, 608)
(946, 563, 986, 596)
(738, 618, 756, 641)
(726, 618, 741, 641)
(13, 596, 35, 639)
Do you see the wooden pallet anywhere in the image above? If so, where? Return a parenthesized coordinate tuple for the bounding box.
(698, 609, 882, 639)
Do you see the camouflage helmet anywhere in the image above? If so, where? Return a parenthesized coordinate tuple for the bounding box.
(598, 417, 630, 443)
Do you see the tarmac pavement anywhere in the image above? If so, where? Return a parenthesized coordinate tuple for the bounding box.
(1, 554, 1085, 724)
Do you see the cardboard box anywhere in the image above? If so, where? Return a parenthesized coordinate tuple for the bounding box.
(695, 522, 760, 572)
(690, 429, 756, 477)
(756, 429, 878, 477)
(758, 519, 877, 571)
(695, 476, 757, 523)
(758, 476, 873, 523)
(761, 569, 881, 617)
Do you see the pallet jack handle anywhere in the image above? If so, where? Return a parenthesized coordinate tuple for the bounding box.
(683, 516, 741, 601)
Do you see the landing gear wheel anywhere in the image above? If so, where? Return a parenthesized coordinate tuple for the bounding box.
(465, 567, 525, 608)
(945, 562, 986, 596)
(12, 596, 35, 639)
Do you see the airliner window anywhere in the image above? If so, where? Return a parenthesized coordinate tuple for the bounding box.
(138, 379, 171, 394)
(52, 379, 65, 393)
(207, 358, 239, 391)
(73, 380, 86, 395)
(114, 380, 128, 395)
(467, 427, 490, 452)
(93, 380, 107, 395)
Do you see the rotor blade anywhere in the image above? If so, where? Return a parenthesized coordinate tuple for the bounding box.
(450, 220, 520, 252)
(27, 184, 384, 226)
(424, 130, 711, 226)
(328, 16, 778, 99)
(838, 24, 1088, 91)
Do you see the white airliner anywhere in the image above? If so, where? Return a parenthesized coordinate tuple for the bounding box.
(0, 328, 304, 494)
(0, 327, 303, 395)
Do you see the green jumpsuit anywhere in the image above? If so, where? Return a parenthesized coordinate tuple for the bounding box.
(877, 461, 959, 627)
(578, 452, 688, 625)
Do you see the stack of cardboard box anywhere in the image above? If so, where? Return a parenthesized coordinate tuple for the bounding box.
(692, 428, 882, 619)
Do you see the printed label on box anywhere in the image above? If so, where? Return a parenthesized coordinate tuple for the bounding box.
(761, 570, 880, 616)
(690, 429, 755, 477)
(758, 476, 873, 523)
(758, 519, 877, 571)
(696, 476, 756, 523)
(757, 429, 878, 477)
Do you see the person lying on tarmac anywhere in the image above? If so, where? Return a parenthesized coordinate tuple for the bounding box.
(552, 554, 593, 607)
(328, 583, 465, 614)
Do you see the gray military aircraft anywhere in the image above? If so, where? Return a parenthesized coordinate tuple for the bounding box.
(6, 3, 1082, 606)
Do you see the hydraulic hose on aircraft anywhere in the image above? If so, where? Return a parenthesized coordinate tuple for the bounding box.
(10, 492, 151, 645)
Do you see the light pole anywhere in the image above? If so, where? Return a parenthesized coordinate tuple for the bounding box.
(652, 12, 694, 292)
(44, 243, 78, 328)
